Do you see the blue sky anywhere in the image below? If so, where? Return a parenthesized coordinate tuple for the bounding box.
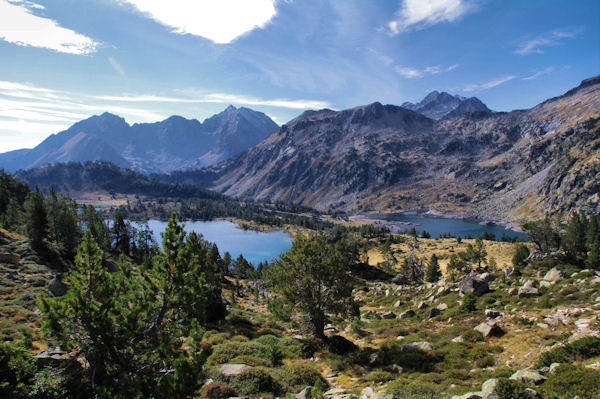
(0, 0, 598, 152)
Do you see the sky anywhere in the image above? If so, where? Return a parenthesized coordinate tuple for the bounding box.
(0, 0, 598, 152)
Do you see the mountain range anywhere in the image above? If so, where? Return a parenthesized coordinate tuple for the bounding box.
(0, 105, 278, 173)
(8, 77, 600, 221)
(159, 75, 600, 220)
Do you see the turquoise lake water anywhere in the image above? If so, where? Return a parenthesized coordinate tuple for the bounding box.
(144, 220, 293, 265)
(379, 213, 527, 240)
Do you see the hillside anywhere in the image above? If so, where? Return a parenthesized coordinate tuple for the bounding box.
(174, 76, 600, 221)
(15, 161, 223, 200)
(0, 106, 278, 173)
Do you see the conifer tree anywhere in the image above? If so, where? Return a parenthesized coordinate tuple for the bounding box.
(425, 253, 441, 282)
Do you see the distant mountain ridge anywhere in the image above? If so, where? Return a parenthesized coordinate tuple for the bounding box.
(0, 106, 278, 173)
(164, 75, 600, 221)
(402, 91, 492, 120)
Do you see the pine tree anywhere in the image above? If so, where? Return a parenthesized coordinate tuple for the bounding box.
(466, 237, 487, 269)
(24, 188, 48, 251)
(425, 253, 441, 282)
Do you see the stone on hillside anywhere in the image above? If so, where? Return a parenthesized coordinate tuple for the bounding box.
(479, 273, 495, 283)
(401, 341, 433, 352)
(474, 322, 504, 338)
(459, 276, 489, 297)
(428, 307, 441, 318)
(393, 300, 403, 307)
(360, 387, 374, 399)
(507, 287, 518, 296)
(523, 388, 539, 398)
(485, 309, 502, 319)
(381, 311, 396, 319)
(549, 363, 561, 374)
(324, 388, 356, 399)
(509, 369, 546, 385)
(48, 275, 67, 297)
(544, 267, 567, 282)
(399, 309, 415, 319)
(590, 276, 600, 285)
(219, 363, 251, 378)
(539, 281, 552, 288)
(518, 280, 539, 298)
(437, 303, 449, 311)
(297, 387, 312, 399)
(417, 301, 427, 309)
(391, 274, 409, 284)
(480, 378, 499, 399)
(451, 336, 464, 343)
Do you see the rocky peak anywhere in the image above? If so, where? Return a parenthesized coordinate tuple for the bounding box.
(403, 91, 490, 120)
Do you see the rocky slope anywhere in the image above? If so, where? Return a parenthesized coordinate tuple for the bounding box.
(0, 106, 278, 173)
(185, 76, 600, 221)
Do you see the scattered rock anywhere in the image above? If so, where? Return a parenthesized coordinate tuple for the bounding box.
(459, 276, 490, 297)
(549, 363, 561, 374)
(509, 369, 547, 385)
(360, 387, 374, 399)
(479, 273, 495, 283)
(508, 288, 518, 296)
(393, 300, 402, 307)
(381, 311, 396, 319)
(485, 309, 502, 319)
(297, 387, 312, 399)
(474, 322, 504, 338)
(518, 280, 539, 298)
(401, 341, 433, 352)
(437, 303, 449, 311)
(48, 275, 67, 297)
(451, 393, 482, 399)
(398, 309, 415, 319)
(480, 378, 499, 399)
(219, 363, 251, 378)
(417, 301, 427, 309)
(544, 267, 567, 282)
(428, 307, 441, 318)
(539, 281, 552, 288)
(451, 336, 464, 343)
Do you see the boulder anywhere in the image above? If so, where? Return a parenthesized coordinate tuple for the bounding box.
(509, 369, 546, 385)
(219, 363, 251, 378)
(393, 300, 403, 307)
(507, 288, 518, 296)
(391, 274, 409, 284)
(360, 387, 374, 399)
(297, 387, 312, 399)
(401, 341, 433, 352)
(480, 378, 499, 399)
(474, 322, 504, 338)
(518, 280, 539, 298)
(485, 309, 502, 319)
(479, 273, 496, 283)
(437, 303, 449, 311)
(459, 276, 489, 297)
(543, 267, 567, 282)
(381, 311, 396, 319)
(428, 307, 441, 318)
(398, 309, 415, 319)
(48, 276, 67, 297)
(417, 301, 427, 309)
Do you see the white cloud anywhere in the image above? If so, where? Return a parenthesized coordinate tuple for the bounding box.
(108, 57, 125, 75)
(95, 92, 332, 110)
(388, 0, 475, 34)
(394, 66, 423, 78)
(0, 0, 99, 54)
(394, 64, 454, 79)
(522, 67, 554, 81)
(118, 0, 276, 44)
(463, 75, 517, 92)
(515, 29, 579, 55)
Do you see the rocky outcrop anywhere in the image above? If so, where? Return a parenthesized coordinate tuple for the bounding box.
(459, 276, 490, 297)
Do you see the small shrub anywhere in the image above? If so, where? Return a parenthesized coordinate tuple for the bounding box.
(282, 362, 326, 387)
(463, 329, 484, 343)
(233, 367, 282, 395)
(206, 341, 268, 365)
(536, 336, 600, 367)
(495, 378, 527, 399)
(459, 292, 477, 312)
(475, 355, 495, 368)
(198, 382, 237, 399)
(543, 364, 600, 398)
(364, 369, 395, 383)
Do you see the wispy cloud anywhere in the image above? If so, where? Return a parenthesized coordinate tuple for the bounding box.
(0, 0, 99, 54)
(388, 0, 475, 34)
(118, 0, 277, 44)
(522, 67, 554, 81)
(515, 29, 579, 55)
(463, 75, 517, 92)
(394, 64, 453, 79)
(94, 92, 331, 110)
(108, 57, 125, 75)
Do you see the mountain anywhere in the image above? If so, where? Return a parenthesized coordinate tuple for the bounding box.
(167, 75, 600, 221)
(0, 106, 278, 173)
(402, 91, 492, 120)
